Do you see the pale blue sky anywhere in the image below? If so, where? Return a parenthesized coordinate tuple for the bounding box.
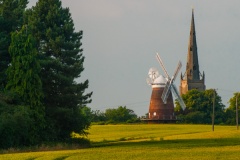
(28, 0, 240, 116)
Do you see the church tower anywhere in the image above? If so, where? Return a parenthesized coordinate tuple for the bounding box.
(180, 9, 206, 95)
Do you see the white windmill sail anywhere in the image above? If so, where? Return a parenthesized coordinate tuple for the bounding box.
(171, 83, 186, 110)
(156, 53, 186, 110)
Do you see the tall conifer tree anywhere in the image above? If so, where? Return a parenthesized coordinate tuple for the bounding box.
(6, 25, 43, 109)
(0, 0, 28, 90)
(25, 0, 92, 140)
(6, 25, 45, 144)
(26, 0, 92, 109)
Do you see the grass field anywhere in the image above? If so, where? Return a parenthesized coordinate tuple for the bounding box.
(1, 124, 240, 159)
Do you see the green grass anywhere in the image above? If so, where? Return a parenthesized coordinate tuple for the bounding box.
(1, 124, 240, 160)
(88, 124, 240, 143)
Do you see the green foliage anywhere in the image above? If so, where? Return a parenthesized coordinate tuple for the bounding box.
(104, 106, 138, 123)
(181, 111, 206, 124)
(6, 25, 43, 109)
(23, 0, 92, 141)
(44, 106, 91, 141)
(175, 89, 225, 124)
(227, 92, 240, 110)
(0, 91, 44, 149)
(0, 0, 93, 148)
(225, 92, 240, 125)
(91, 110, 107, 122)
(0, 0, 28, 89)
(4, 26, 46, 146)
(90, 106, 139, 124)
(25, 0, 92, 109)
(0, 105, 33, 148)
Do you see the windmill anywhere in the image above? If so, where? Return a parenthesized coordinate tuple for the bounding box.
(156, 53, 186, 110)
(146, 65, 175, 123)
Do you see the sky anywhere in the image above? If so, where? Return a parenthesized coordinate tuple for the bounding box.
(28, 0, 240, 116)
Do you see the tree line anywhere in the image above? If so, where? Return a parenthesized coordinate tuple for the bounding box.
(175, 89, 239, 125)
(90, 89, 240, 126)
(0, 0, 92, 149)
(90, 106, 139, 124)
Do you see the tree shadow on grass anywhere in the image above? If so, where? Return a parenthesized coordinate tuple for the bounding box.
(92, 138, 240, 149)
(54, 156, 70, 160)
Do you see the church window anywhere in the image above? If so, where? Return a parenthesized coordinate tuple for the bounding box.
(193, 65, 196, 70)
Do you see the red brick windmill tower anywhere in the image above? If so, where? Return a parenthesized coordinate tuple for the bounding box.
(146, 53, 186, 123)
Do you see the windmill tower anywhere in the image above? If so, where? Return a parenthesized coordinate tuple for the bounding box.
(146, 68, 175, 123)
(180, 9, 206, 95)
(146, 53, 186, 123)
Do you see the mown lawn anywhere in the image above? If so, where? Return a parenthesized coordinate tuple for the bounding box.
(1, 124, 240, 160)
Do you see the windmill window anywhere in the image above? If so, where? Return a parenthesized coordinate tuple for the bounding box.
(153, 112, 156, 116)
(190, 47, 192, 51)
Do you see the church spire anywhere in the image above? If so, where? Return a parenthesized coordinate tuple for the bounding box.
(185, 9, 200, 80)
(180, 9, 206, 95)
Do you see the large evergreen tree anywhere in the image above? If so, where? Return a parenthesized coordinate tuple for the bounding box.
(6, 25, 45, 144)
(0, 0, 28, 90)
(6, 25, 43, 109)
(25, 0, 92, 140)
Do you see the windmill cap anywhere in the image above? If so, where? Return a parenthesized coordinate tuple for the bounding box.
(152, 75, 166, 88)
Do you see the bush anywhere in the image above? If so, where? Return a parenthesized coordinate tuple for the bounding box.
(0, 105, 35, 149)
(183, 111, 206, 124)
(105, 106, 137, 123)
(44, 106, 91, 142)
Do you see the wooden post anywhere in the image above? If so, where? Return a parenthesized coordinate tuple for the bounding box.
(212, 89, 215, 132)
(236, 93, 239, 130)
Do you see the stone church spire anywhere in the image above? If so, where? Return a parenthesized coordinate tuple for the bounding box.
(180, 9, 205, 95)
(184, 9, 200, 80)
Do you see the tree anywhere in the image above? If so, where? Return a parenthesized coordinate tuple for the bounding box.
(227, 92, 240, 110)
(0, 105, 33, 149)
(91, 110, 107, 123)
(105, 106, 138, 123)
(175, 89, 225, 124)
(225, 92, 240, 125)
(0, 0, 28, 90)
(5, 25, 45, 144)
(183, 111, 205, 124)
(6, 25, 43, 109)
(25, 0, 92, 140)
(0, 91, 41, 149)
